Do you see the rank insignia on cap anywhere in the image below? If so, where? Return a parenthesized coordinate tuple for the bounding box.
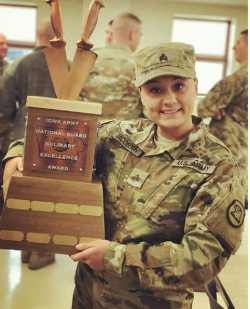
(159, 53, 168, 62)
(227, 200, 245, 228)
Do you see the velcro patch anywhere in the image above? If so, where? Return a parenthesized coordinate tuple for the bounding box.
(112, 131, 144, 157)
(126, 168, 149, 188)
(172, 160, 216, 174)
(227, 200, 245, 228)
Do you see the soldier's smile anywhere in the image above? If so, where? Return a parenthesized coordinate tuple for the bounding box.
(161, 108, 181, 114)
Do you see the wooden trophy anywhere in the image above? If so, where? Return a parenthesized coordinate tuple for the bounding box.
(0, 0, 105, 255)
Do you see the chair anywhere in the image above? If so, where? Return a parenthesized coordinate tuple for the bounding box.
(204, 276, 236, 309)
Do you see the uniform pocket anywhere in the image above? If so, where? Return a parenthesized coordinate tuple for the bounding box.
(140, 169, 188, 219)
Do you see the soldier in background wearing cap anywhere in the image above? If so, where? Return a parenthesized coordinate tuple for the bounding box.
(2, 42, 245, 308)
(197, 30, 248, 208)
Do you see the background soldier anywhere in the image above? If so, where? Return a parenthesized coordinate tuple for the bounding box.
(0, 32, 8, 77)
(80, 12, 144, 120)
(197, 29, 248, 207)
(104, 19, 113, 44)
(0, 19, 57, 269)
(0, 32, 9, 216)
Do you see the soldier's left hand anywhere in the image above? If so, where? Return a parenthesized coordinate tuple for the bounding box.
(70, 240, 110, 270)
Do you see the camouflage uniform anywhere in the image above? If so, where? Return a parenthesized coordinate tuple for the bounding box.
(3, 40, 245, 307)
(79, 44, 143, 121)
(197, 66, 248, 202)
(71, 116, 245, 309)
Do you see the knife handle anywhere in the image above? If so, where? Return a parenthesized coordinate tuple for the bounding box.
(77, 0, 105, 50)
(46, 0, 66, 47)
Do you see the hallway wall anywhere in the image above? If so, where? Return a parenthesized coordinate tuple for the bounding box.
(3, 0, 247, 73)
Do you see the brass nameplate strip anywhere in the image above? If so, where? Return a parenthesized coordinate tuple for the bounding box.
(53, 235, 77, 246)
(5, 199, 103, 217)
(6, 199, 30, 210)
(31, 201, 54, 212)
(80, 237, 101, 243)
(0, 230, 24, 241)
(55, 203, 79, 215)
(79, 205, 103, 216)
(26, 232, 51, 244)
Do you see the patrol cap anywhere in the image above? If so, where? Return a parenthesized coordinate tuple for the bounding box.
(133, 42, 196, 87)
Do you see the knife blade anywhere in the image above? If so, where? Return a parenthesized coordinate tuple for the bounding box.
(44, 0, 69, 99)
(60, 0, 104, 101)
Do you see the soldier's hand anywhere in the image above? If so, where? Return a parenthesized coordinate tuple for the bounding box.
(3, 157, 23, 201)
(70, 239, 110, 270)
(213, 109, 226, 120)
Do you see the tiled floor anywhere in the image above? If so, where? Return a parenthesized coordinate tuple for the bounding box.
(0, 249, 247, 309)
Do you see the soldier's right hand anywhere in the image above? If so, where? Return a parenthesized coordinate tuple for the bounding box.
(3, 157, 23, 201)
(213, 108, 226, 120)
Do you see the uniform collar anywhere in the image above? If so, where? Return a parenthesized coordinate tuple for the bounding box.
(128, 116, 206, 159)
(103, 43, 132, 53)
(33, 46, 48, 52)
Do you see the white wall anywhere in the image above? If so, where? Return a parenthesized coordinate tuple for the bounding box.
(84, 0, 247, 74)
(2, 0, 247, 72)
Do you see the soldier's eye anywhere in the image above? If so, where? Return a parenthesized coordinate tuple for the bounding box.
(174, 83, 184, 91)
(150, 87, 162, 93)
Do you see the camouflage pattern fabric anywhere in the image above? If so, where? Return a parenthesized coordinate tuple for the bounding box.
(79, 44, 144, 121)
(71, 116, 245, 308)
(197, 66, 248, 201)
(3, 117, 245, 308)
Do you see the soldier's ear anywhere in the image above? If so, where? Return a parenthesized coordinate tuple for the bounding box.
(131, 29, 137, 41)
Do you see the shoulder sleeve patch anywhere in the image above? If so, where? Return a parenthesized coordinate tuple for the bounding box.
(202, 189, 245, 254)
(227, 200, 245, 228)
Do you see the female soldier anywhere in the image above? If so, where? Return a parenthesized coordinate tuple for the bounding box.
(3, 43, 245, 308)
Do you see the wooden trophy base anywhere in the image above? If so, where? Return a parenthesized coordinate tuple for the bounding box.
(0, 172, 105, 255)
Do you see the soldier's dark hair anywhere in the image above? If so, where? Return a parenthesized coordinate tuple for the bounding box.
(240, 29, 248, 36)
